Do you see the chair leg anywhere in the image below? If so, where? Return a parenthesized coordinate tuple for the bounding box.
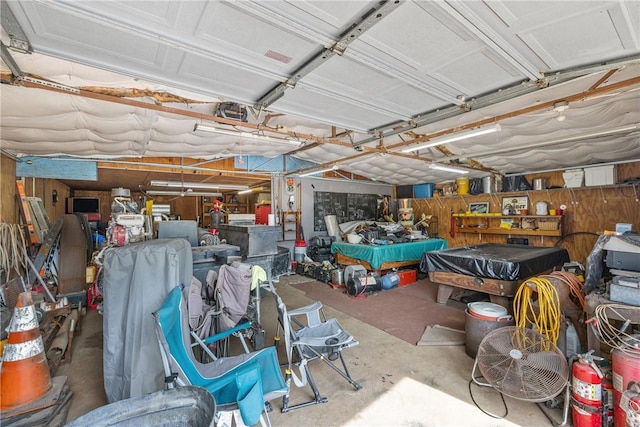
(281, 367, 328, 412)
(305, 346, 363, 391)
(334, 352, 363, 390)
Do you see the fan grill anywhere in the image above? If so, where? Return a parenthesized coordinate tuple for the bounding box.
(476, 327, 568, 402)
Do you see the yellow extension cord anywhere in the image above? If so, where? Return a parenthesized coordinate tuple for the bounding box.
(513, 277, 561, 345)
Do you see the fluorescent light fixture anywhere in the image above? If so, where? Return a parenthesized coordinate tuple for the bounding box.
(146, 191, 223, 197)
(298, 165, 339, 177)
(401, 124, 501, 153)
(237, 189, 253, 195)
(193, 123, 301, 145)
(429, 163, 469, 174)
(150, 180, 248, 191)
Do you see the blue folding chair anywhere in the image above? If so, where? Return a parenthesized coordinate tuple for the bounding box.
(153, 286, 287, 426)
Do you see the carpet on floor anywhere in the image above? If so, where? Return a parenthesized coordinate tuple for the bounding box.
(285, 275, 466, 345)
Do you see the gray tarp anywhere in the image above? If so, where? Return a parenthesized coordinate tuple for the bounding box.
(102, 238, 193, 403)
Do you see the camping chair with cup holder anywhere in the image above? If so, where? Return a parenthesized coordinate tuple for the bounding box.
(153, 286, 287, 426)
(266, 283, 362, 412)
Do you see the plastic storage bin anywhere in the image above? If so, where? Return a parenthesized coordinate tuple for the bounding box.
(562, 169, 584, 188)
(413, 183, 435, 198)
(584, 165, 616, 186)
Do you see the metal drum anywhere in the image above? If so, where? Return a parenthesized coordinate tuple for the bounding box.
(464, 307, 514, 358)
(612, 335, 640, 427)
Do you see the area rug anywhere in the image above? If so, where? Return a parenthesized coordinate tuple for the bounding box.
(287, 275, 466, 345)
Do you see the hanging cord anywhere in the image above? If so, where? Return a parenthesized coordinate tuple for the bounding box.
(594, 303, 640, 355)
(467, 378, 508, 419)
(542, 271, 586, 309)
(0, 223, 29, 278)
(513, 277, 561, 346)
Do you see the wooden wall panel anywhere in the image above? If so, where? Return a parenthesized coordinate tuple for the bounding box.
(411, 162, 640, 266)
(0, 155, 17, 223)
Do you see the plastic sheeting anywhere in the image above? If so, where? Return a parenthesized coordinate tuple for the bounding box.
(102, 238, 193, 403)
(583, 233, 640, 293)
(420, 243, 569, 282)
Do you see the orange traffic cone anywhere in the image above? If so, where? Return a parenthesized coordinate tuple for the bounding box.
(0, 292, 52, 410)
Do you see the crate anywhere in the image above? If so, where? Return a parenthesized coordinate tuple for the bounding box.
(584, 165, 616, 187)
(314, 267, 334, 283)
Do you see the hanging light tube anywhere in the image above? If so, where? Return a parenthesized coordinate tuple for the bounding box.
(429, 163, 469, 174)
(193, 123, 300, 145)
(298, 165, 339, 177)
(401, 124, 501, 153)
(149, 180, 249, 191)
(146, 190, 223, 197)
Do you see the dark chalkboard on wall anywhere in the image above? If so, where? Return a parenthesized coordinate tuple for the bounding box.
(313, 191, 382, 231)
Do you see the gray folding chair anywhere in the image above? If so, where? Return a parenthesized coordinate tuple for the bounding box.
(267, 283, 362, 412)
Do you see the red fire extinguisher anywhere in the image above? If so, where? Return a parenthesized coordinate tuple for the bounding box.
(572, 351, 612, 427)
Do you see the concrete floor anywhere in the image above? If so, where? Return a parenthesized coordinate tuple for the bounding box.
(57, 275, 562, 426)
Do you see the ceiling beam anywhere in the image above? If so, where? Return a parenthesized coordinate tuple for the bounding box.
(385, 75, 640, 153)
(292, 75, 640, 175)
(15, 78, 349, 148)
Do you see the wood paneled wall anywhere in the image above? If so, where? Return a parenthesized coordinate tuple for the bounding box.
(411, 162, 640, 265)
(1, 156, 71, 225)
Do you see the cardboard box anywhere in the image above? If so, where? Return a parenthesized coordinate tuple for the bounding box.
(562, 169, 584, 188)
(584, 164, 616, 186)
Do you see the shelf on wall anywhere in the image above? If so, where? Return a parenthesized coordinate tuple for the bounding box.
(455, 214, 564, 238)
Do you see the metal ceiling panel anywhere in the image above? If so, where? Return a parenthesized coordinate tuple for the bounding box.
(1, 0, 639, 188)
(460, 1, 640, 70)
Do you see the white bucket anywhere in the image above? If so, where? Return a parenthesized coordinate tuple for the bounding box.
(535, 201, 549, 215)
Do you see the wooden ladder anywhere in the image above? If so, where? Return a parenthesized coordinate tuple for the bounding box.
(15, 180, 40, 245)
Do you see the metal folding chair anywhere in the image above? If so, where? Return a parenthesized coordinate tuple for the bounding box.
(267, 283, 362, 412)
